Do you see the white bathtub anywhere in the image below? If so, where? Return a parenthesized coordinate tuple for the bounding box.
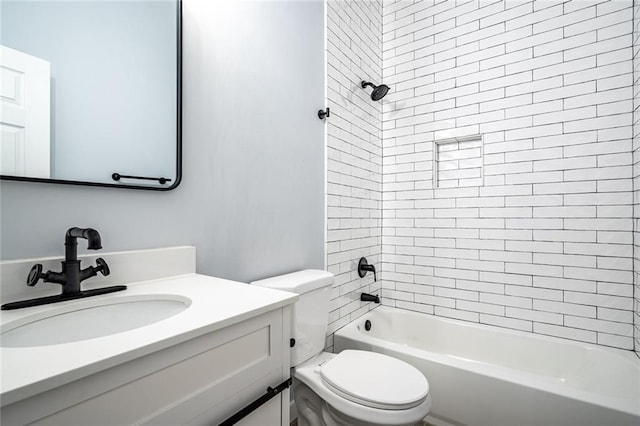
(334, 306, 640, 426)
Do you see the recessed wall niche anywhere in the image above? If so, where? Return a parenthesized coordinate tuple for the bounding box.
(433, 135, 483, 189)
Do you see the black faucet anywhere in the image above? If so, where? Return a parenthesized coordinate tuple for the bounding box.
(360, 292, 380, 303)
(1, 227, 126, 310)
(27, 228, 110, 294)
(357, 257, 377, 281)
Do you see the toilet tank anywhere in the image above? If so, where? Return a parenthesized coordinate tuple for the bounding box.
(251, 270, 334, 367)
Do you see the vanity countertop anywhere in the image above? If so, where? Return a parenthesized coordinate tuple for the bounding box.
(0, 273, 297, 406)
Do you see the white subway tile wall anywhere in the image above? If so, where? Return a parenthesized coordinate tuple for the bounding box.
(633, 0, 640, 357)
(381, 0, 635, 350)
(326, 0, 383, 350)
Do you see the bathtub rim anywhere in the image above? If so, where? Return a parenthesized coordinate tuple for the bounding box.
(334, 306, 640, 418)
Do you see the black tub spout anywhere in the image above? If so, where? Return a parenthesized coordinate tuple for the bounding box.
(361, 293, 380, 304)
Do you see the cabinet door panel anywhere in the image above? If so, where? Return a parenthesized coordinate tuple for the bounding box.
(32, 327, 270, 426)
(3, 309, 286, 426)
(237, 395, 281, 426)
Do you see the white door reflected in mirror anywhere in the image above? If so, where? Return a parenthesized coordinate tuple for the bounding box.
(0, 45, 50, 178)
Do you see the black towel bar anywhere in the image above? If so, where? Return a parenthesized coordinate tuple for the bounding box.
(111, 173, 171, 185)
(219, 377, 292, 426)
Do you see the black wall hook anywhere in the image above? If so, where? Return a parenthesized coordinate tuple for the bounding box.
(318, 107, 330, 120)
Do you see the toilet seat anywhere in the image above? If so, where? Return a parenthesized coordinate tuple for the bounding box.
(320, 350, 429, 410)
(294, 351, 432, 425)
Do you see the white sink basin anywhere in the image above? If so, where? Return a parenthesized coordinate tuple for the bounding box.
(0, 296, 190, 347)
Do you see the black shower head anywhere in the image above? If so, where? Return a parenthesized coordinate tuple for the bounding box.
(371, 84, 390, 101)
(361, 80, 390, 101)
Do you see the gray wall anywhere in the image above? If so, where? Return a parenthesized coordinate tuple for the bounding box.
(0, 0, 325, 283)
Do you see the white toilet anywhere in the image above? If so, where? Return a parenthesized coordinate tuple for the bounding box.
(252, 269, 431, 426)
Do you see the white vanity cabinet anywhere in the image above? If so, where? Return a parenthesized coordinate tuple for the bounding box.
(1, 248, 297, 426)
(1, 307, 292, 426)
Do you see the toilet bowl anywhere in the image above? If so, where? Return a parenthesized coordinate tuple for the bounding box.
(252, 270, 431, 426)
(294, 351, 431, 426)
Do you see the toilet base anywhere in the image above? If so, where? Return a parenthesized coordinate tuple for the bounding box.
(295, 381, 426, 426)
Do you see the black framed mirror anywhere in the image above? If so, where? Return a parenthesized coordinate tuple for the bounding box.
(0, 0, 181, 190)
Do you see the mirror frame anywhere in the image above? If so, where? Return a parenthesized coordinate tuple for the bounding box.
(0, 0, 182, 191)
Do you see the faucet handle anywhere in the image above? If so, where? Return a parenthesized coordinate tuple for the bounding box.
(357, 257, 377, 281)
(27, 264, 44, 286)
(95, 258, 110, 276)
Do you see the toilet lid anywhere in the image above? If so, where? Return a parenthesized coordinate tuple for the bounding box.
(320, 350, 429, 410)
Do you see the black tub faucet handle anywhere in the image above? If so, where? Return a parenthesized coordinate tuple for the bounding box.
(357, 257, 377, 281)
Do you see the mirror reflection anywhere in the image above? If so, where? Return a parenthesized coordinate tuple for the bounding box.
(0, 0, 180, 189)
